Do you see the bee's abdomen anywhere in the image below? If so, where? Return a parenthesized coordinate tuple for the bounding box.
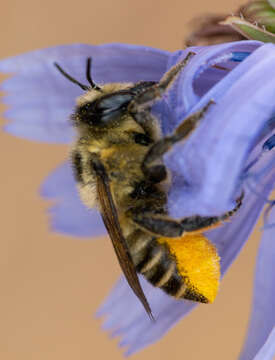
(127, 231, 192, 301)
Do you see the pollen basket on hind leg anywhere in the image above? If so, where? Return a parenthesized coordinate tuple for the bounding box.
(158, 233, 220, 303)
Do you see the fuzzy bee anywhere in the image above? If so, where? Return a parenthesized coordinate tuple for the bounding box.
(54, 53, 243, 319)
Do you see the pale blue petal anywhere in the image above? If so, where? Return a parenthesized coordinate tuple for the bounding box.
(163, 40, 261, 132)
(97, 275, 195, 355)
(240, 206, 275, 360)
(212, 146, 275, 272)
(254, 327, 275, 360)
(166, 43, 275, 217)
(40, 162, 106, 237)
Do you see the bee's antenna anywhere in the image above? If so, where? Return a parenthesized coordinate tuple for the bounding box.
(86, 57, 102, 91)
(54, 62, 90, 91)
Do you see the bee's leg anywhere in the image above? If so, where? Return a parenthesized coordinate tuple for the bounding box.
(142, 100, 214, 182)
(128, 52, 195, 114)
(131, 109, 158, 138)
(130, 193, 243, 237)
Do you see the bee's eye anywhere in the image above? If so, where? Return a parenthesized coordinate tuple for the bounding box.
(98, 93, 133, 112)
(76, 92, 133, 127)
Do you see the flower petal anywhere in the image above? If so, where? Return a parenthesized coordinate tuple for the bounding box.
(254, 327, 275, 360)
(0, 43, 169, 143)
(164, 40, 261, 128)
(166, 43, 275, 218)
(40, 162, 106, 237)
(221, 16, 275, 43)
(97, 275, 196, 355)
(213, 145, 275, 274)
(240, 205, 275, 360)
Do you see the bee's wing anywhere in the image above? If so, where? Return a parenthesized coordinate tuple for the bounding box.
(94, 159, 154, 321)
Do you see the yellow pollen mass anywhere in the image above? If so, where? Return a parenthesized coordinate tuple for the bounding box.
(158, 233, 220, 303)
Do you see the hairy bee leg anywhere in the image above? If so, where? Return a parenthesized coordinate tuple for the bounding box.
(131, 109, 158, 137)
(142, 100, 214, 181)
(131, 193, 244, 237)
(128, 52, 195, 114)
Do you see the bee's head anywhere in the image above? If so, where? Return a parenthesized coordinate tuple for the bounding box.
(54, 58, 156, 130)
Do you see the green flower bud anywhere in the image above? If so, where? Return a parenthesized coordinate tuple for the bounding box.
(241, 0, 275, 33)
(220, 15, 275, 43)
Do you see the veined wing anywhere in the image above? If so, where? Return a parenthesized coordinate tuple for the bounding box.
(93, 157, 154, 320)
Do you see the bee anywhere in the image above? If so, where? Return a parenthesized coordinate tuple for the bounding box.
(54, 54, 243, 319)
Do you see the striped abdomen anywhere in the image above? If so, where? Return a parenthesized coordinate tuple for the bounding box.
(127, 230, 220, 304)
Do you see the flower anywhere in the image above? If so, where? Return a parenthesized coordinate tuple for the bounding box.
(222, 0, 275, 44)
(0, 40, 274, 358)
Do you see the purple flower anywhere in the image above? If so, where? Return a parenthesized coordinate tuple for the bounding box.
(0, 41, 274, 359)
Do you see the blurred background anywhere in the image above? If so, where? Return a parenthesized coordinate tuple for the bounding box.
(0, 1, 263, 359)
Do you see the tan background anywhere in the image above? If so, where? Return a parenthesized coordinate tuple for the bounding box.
(0, 1, 263, 359)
